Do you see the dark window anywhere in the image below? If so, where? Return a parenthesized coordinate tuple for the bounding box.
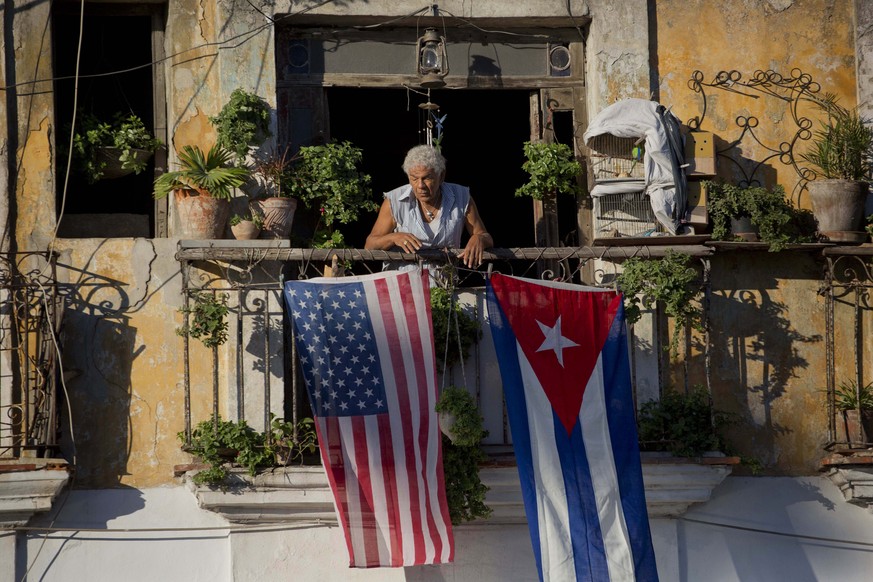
(52, 4, 165, 238)
(325, 88, 534, 249)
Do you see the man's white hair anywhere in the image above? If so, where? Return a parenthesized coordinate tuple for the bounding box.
(402, 145, 446, 176)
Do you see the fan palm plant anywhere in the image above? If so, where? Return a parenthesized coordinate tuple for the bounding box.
(153, 144, 250, 200)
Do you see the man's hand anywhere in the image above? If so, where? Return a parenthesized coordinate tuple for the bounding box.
(458, 232, 491, 268)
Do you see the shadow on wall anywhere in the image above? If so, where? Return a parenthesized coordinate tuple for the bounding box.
(705, 253, 823, 470)
(710, 134, 778, 191)
(55, 255, 149, 491)
(59, 310, 141, 488)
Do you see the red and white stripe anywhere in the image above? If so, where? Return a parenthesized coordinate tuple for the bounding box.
(314, 269, 453, 568)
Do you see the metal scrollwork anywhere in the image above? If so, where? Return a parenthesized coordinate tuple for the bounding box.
(687, 68, 826, 205)
(0, 252, 61, 457)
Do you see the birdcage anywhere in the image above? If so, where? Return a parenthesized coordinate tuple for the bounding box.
(593, 191, 664, 239)
(587, 134, 646, 181)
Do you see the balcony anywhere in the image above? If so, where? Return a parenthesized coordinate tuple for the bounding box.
(173, 240, 752, 522)
(0, 252, 71, 526)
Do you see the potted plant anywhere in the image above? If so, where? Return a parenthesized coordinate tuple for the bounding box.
(833, 380, 873, 448)
(616, 250, 703, 351)
(176, 291, 230, 349)
(71, 112, 162, 183)
(180, 416, 272, 485)
(210, 88, 272, 161)
(801, 99, 873, 243)
(229, 212, 263, 240)
(269, 414, 318, 466)
(515, 141, 583, 246)
(705, 182, 810, 251)
(288, 140, 378, 249)
(250, 147, 299, 239)
(154, 144, 249, 239)
(434, 385, 492, 524)
(636, 385, 735, 457)
(515, 141, 583, 200)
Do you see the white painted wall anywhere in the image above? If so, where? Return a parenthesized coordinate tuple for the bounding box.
(14, 476, 873, 581)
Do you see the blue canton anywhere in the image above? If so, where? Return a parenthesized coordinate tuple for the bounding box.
(287, 282, 386, 417)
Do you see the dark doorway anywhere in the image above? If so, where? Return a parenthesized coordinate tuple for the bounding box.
(326, 88, 535, 249)
(52, 8, 158, 237)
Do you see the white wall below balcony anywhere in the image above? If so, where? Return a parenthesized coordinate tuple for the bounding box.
(12, 475, 873, 581)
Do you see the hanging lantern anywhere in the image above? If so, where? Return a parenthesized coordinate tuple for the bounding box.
(416, 28, 449, 89)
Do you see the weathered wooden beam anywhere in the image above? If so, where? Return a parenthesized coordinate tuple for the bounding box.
(175, 243, 714, 263)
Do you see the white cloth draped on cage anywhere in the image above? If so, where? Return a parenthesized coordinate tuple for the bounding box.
(583, 98, 689, 237)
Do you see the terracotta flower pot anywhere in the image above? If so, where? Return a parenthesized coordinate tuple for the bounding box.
(256, 197, 298, 239)
(174, 189, 230, 239)
(807, 179, 869, 243)
(835, 409, 873, 448)
(231, 220, 261, 240)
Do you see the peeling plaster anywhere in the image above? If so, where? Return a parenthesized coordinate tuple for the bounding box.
(173, 108, 215, 151)
(766, 0, 795, 12)
(18, 116, 54, 247)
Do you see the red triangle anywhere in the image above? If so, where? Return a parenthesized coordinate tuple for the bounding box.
(491, 274, 621, 435)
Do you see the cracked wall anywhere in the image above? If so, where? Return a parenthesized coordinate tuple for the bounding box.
(654, 0, 856, 199)
(0, 0, 865, 488)
(54, 238, 188, 488)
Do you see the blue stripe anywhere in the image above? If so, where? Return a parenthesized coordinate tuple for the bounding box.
(603, 305, 659, 581)
(486, 283, 544, 582)
(557, 413, 610, 580)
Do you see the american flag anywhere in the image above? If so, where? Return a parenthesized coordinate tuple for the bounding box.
(283, 268, 454, 568)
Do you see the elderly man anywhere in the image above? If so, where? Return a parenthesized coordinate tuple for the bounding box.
(365, 145, 492, 268)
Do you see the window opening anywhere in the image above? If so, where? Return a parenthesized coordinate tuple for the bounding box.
(323, 87, 534, 250)
(52, 6, 163, 238)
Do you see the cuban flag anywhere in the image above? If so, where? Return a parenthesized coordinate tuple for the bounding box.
(486, 273, 658, 582)
(284, 268, 453, 568)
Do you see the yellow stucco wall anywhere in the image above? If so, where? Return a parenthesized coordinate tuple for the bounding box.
(54, 239, 190, 487)
(8, 1, 56, 252)
(2, 0, 865, 488)
(654, 0, 857, 473)
(655, 0, 856, 200)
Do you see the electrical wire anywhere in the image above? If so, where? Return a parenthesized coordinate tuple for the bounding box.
(7, 2, 590, 574)
(354, 6, 431, 29)
(16, 519, 337, 535)
(679, 516, 873, 549)
(49, 0, 85, 249)
(0, 2, 587, 93)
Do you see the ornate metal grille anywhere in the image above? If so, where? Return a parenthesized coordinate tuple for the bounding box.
(0, 252, 62, 458)
(687, 68, 827, 204)
(821, 249, 873, 449)
(175, 245, 714, 452)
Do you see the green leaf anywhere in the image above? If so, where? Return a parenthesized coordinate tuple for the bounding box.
(616, 251, 703, 351)
(515, 141, 583, 200)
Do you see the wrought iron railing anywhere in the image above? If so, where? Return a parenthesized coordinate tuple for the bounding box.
(687, 67, 827, 204)
(175, 244, 714, 453)
(0, 252, 62, 458)
(821, 248, 873, 449)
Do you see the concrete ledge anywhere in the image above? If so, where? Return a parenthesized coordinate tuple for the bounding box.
(821, 452, 873, 508)
(184, 466, 337, 524)
(181, 453, 737, 524)
(0, 459, 71, 527)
